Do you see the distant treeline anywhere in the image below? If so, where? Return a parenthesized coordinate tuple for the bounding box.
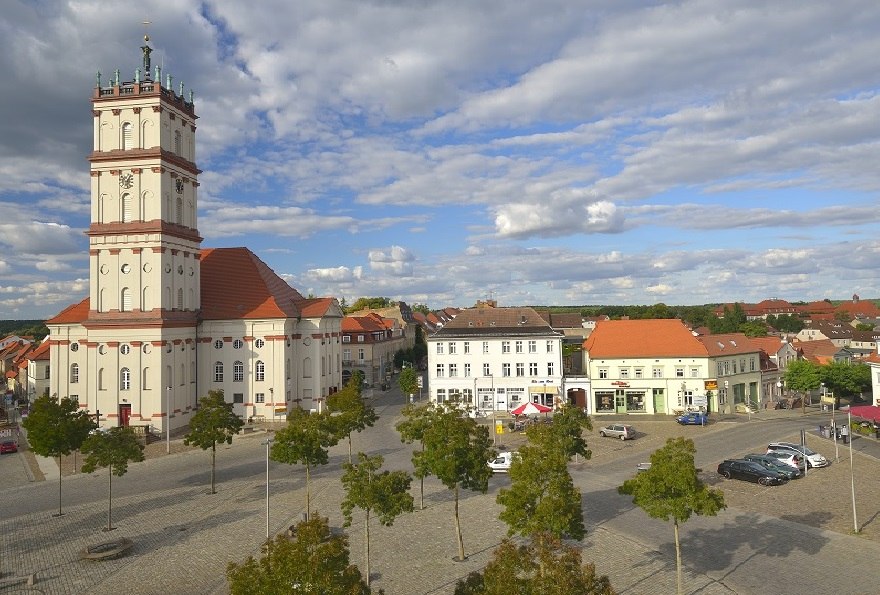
(0, 320, 49, 341)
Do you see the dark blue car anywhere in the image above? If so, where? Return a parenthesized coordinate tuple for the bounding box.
(676, 411, 708, 425)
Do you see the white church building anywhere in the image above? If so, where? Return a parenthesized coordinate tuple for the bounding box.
(45, 36, 343, 433)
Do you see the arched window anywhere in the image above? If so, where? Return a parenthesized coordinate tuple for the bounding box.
(142, 286, 150, 311)
(122, 193, 132, 223)
(174, 130, 181, 154)
(70, 363, 79, 384)
(142, 367, 150, 390)
(180, 363, 185, 386)
(176, 197, 183, 224)
(122, 122, 133, 150)
(121, 287, 132, 311)
(120, 367, 131, 390)
(302, 357, 311, 378)
(214, 361, 224, 383)
(177, 288, 183, 310)
(255, 360, 265, 382)
(98, 368, 104, 390)
(233, 361, 244, 382)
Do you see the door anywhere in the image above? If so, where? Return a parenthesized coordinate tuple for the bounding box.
(615, 394, 626, 413)
(119, 403, 131, 427)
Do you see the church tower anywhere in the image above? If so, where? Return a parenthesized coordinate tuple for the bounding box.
(83, 34, 201, 431)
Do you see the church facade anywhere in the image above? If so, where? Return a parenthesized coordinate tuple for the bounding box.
(45, 37, 343, 433)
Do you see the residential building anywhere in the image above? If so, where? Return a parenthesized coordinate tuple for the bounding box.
(45, 38, 342, 433)
(426, 307, 564, 412)
(341, 313, 406, 387)
(584, 321, 763, 415)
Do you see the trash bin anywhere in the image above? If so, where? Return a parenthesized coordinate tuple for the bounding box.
(823, 428, 830, 439)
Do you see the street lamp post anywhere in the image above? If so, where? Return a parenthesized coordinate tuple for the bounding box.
(166, 386, 171, 454)
(848, 409, 859, 533)
(263, 437, 273, 542)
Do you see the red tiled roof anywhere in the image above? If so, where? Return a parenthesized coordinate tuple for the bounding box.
(791, 339, 839, 364)
(46, 298, 90, 325)
(696, 333, 761, 356)
(27, 341, 50, 361)
(343, 314, 387, 332)
(748, 336, 786, 355)
(300, 297, 338, 318)
(200, 248, 304, 320)
(584, 319, 706, 358)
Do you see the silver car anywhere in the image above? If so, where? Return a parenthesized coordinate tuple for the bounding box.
(767, 442, 828, 468)
(599, 424, 635, 440)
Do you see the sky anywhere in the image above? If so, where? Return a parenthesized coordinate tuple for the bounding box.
(2, 0, 880, 320)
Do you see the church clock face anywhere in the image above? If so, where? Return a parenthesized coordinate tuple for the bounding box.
(120, 173, 134, 189)
(175, 178, 184, 194)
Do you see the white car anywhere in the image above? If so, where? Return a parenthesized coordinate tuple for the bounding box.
(766, 442, 828, 468)
(488, 451, 518, 473)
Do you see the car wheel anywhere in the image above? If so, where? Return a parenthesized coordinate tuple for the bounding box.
(722, 470, 731, 479)
(599, 431, 606, 437)
(619, 434, 626, 441)
(758, 477, 771, 486)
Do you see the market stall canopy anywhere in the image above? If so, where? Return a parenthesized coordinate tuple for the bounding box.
(510, 402, 552, 416)
(847, 405, 880, 423)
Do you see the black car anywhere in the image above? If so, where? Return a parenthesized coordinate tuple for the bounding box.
(743, 454, 801, 480)
(717, 459, 787, 486)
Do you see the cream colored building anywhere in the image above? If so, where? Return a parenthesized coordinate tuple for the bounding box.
(46, 38, 343, 432)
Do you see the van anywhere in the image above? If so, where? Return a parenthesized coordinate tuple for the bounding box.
(487, 451, 518, 473)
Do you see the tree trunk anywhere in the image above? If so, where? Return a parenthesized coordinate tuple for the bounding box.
(305, 464, 311, 521)
(107, 471, 113, 531)
(211, 441, 216, 494)
(56, 456, 63, 517)
(348, 434, 353, 465)
(674, 519, 682, 595)
(453, 485, 465, 561)
(419, 475, 424, 511)
(364, 509, 371, 586)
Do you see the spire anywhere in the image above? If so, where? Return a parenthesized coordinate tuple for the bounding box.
(141, 21, 152, 80)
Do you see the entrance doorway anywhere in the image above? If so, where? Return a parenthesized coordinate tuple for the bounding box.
(119, 403, 131, 427)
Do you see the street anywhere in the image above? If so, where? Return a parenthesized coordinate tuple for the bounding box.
(1, 387, 879, 594)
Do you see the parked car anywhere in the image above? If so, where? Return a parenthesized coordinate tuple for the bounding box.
(717, 459, 787, 486)
(0, 439, 18, 454)
(599, 424, 636, 440)
(763, 450, 806, 472)
(743, 453, 802, 479)
(488, 451, 518, 473)
(676, 411, 708, 425)
(767, 442, 828, 468)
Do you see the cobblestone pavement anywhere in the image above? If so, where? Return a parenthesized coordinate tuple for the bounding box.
(2, 401, 879, 594)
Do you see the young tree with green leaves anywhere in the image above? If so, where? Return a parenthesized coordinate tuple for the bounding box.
(618, 437, 725, 595)
(22, 394, 95, 516)
(497, 407, 593, 545)
(271, 407, 338, 520)
(398, 366, 419, 401)
(416, 404, 494, 561)
(227, 514, 371, 595)
(395, 403, 434, 510)
(454, 534, 616, 595)
(340, 453, 414, 587)
(80, 426, 145, 531)
(784, 359, 822, 411)
(328, 373, 378, 464)
(820, 361, 871, 401)
(183, 390, 245, 494)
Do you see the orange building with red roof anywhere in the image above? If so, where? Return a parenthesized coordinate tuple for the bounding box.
(45, 42, 343, 433)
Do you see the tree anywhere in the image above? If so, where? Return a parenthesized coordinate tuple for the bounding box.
(739, 320, 768, 337)
(497, 409, 591, 544)
(22, 394, 95, 516)
(271, 407, 338, 520)
(416, 404, 494, 561)
(395, 403, 434, 510)
(80, 426, 145, 531)
(618, 437, 725, 595)
(398, 366, 419, 400)
(227, 514, 371, 595)
(340, 453, 414, 587)
(820, 361, 872, 401)
(784, 359, 821, 411)
(328, 373, 378, 464)
(454, 534, 615, 595)
(183, 389, 245, 494)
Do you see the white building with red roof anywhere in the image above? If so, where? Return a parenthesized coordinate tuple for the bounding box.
(45, 39, 343, 433)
